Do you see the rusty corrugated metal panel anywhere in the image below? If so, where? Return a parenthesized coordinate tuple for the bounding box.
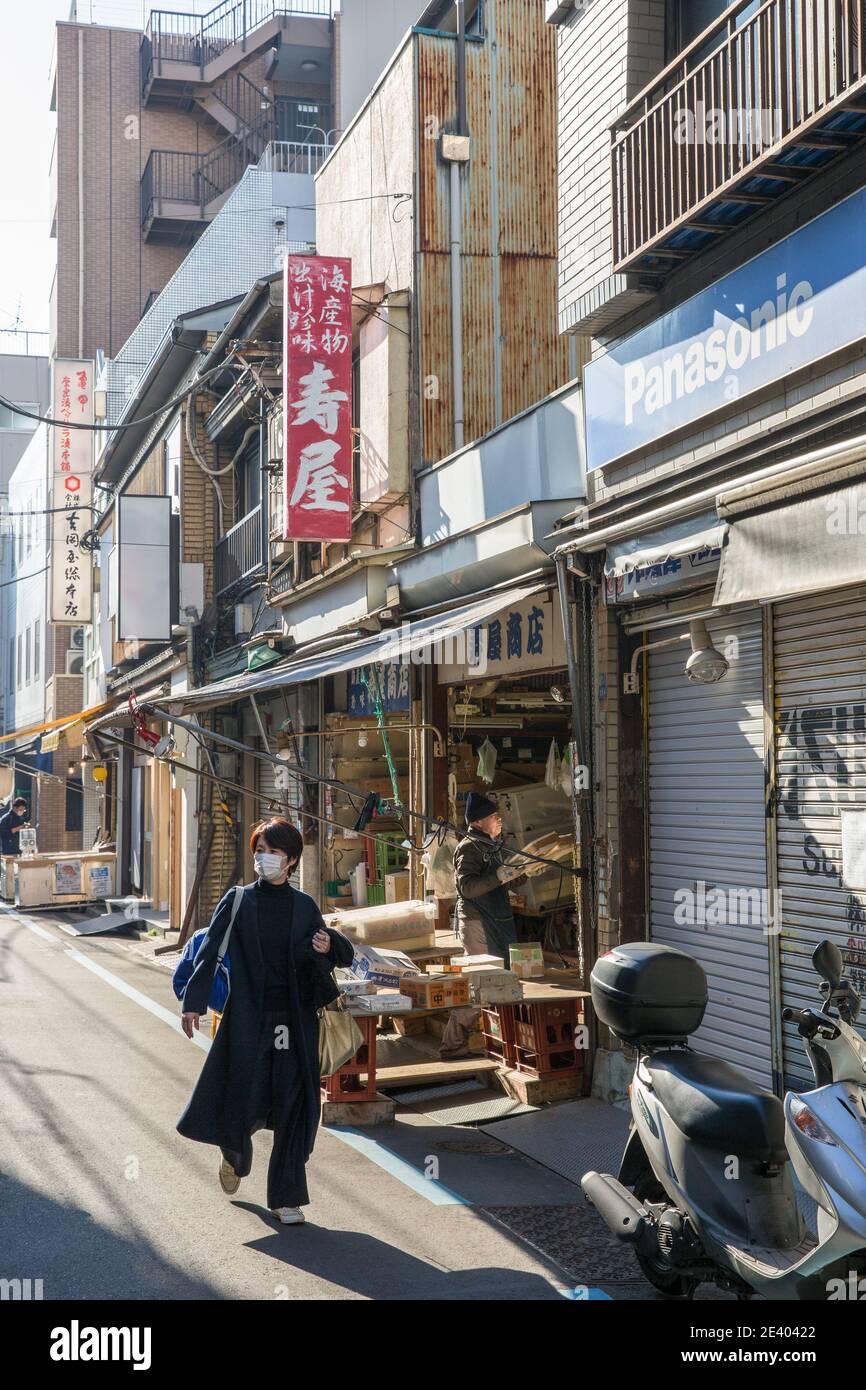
(417, 3, 569, 466)
(492, 0, 559, 258)
(499, 256, 572, 424)
(417, 34, 493, 257)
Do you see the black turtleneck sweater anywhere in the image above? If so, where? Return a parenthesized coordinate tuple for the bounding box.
(255, 879, 295, 1010)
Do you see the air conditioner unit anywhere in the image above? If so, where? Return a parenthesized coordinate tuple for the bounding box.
(66, 652, 84, 676)
(235, 603, 254, 636)
(70, 626, 85, 651)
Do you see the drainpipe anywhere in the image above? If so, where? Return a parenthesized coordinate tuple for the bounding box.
(449, 162, 465, 453)
(443, 2, 470, 454)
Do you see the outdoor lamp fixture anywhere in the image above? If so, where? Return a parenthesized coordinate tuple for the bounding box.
(624, 619, 728, 694)
(550, 685, 569, 705)
(684, 619, 729, 684)
(153, 734, 177, 760)
(67, 761, 77, 778)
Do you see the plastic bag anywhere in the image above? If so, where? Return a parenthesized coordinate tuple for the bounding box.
(559, 741, 574, 797)
(545, 738, 561, 791)
(476, 737, 498, 784)
(421, 824, 461, 898)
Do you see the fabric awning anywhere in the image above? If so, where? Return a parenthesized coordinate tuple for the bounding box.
(713, 478, 866, 606)
(126, 580, 549, 717)
(604, 509, 723, 577)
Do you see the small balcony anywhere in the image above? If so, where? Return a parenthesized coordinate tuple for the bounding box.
(215, 504, 267, 597)
(612, 0, 866, 276)
(142, 2, 335, 100)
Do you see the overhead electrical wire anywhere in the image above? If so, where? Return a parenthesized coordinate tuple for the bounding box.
(0, 360, 227, 433)
(119, 705, 582, 877)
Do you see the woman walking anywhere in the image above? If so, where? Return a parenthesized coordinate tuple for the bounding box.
(177, 817, 354, 1225)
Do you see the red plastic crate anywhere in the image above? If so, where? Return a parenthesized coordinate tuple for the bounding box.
(480, 1005, 516, 1067)
(321, 1014, 379, 1102)
(511, 999, 584, 1079)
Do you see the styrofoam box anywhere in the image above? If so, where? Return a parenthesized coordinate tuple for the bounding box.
(351, 993, 412, 1014)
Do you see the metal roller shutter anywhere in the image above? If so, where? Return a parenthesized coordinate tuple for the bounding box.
(774, 584, 866, 1089)
(649, 610, 773, 1087)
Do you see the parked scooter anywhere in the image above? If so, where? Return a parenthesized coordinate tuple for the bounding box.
(582, 938, 866, 1299)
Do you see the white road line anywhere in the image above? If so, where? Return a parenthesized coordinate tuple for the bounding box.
(64, 945, 213, 1054)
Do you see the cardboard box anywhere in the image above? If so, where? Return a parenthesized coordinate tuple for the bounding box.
(385, 871, 411, 904)
(426, 963, 463, 975)
(335, 977, 377, 997)
(462, 966, 524, 1005)
(509, 943, 544, 978)
(352, 992, 412, 1014)
(349, 946, 421, 989)
(451, 954, 505, 971)
(400, 974, 471, 1010)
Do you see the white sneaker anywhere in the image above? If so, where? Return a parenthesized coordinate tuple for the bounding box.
(272, 1206, 305, 1225)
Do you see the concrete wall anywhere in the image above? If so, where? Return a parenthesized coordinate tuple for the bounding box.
(315, 38, 416, 292)
(553, 0, 665, 336)
(338, 0, 425, 131)
(3, 428, 50, 736)
(0, 355, 50, 494)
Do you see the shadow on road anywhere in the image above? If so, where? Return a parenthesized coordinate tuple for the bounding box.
(0, 1171, 223, 1300)
(236, 1209, 565, 1300)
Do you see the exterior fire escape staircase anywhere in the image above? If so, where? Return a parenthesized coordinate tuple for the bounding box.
(140, 2, 334, 246)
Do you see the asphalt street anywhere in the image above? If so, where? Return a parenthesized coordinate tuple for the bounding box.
(0, 903, 619, 1302)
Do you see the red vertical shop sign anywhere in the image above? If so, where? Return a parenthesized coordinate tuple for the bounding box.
(283, 254, 353, 541)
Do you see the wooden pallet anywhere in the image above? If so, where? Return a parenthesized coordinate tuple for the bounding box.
(375, 1056, 500, 1091)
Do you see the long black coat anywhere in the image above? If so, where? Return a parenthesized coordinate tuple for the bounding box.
(176, 882, 354, 1162)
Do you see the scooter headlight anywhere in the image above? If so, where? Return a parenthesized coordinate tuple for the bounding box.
(789, 1096, 837, 1146)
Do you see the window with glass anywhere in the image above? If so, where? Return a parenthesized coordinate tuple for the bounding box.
(16, 634, 22, 690)
(0, 403, 39, 432)
(25, 627, 31, 685)
(665, 0, 759, 62)
(34, 620, 40, 683)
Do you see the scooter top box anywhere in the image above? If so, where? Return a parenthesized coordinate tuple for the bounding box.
(591, 941, 707, 1043)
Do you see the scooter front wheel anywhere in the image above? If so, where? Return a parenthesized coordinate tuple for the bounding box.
(632, 1172, 697, 1299)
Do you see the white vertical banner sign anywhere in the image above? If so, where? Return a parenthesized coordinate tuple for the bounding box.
(50, 359, 94, 624)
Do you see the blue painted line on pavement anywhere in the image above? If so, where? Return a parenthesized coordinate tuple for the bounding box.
(557, 1286, 613, 1300)
(327, 1126, 471, 1206)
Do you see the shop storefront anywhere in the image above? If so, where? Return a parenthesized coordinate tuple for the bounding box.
(435, 585, 580, 952)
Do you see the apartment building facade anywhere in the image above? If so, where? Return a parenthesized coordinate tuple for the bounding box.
(548, 0, 866, 1094)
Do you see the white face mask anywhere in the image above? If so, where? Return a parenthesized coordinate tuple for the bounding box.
(254, 851, 287, 883)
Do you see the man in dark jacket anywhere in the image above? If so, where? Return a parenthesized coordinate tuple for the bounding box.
(0, 799, 29, 857)
(440, 791, 537, 1060)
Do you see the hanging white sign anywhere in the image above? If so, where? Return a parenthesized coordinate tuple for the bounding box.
(49, 359, 94, 625)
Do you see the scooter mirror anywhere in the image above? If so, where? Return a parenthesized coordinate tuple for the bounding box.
(813, 938, 844, 990)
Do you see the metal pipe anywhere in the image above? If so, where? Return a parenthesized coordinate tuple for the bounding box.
(450, 159, 464, 452)
(456, 0, 468, 137)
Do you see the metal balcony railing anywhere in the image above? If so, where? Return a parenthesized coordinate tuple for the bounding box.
(611, 0, 866, 272)
(257, 139, 332, 174)
(141, 149, 209, 227)
(215, 504, 266, 596)
(146, 1, 336, 73)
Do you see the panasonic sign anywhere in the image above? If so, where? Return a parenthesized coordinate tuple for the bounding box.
(584, 184, 866, 472)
